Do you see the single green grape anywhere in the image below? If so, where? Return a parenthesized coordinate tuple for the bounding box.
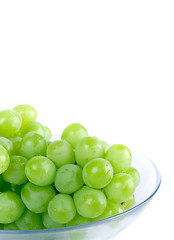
(126, 167, 140, 187)
(75, 137, 105, 168)
(122, 194, 135, 210)
(66, 213, 91, 227)
(21, 182, 56, 213)
(55, 164, 84, 194)
(0, 137, 13, 155)
(20, 132, 47, 159)
(0, 109, 22, 137)
(4, 222, 19, 230)
(0, 145, 10, 174)
(92, 200, 124, 221)
(13, 104, 37, 130)
(61, 123, 88, 148)
(47, 140, 75, 168)
(20, 121, 45, 137)
(48, 194, 76, 224)
(104, 173, 135, 203)
(105, 144, 132, 173)
(2, 155, 28, 185)
(8, 136, 22, 155)
(73, 186, 107, 218)
(44, 126, 52, 141)
(16, 209, 43, 230)
(0, 192, 25, 224)
(82, 158, 113, 189)
(25, 156, 56, 186)
(42, 212, 65, 229)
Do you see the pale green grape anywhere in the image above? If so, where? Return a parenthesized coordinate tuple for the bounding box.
(0, 109, 22, 137)
(2, 155, 28, 185)
(44, 126, 52, 141)
(8, 136, 22, 155)
(75, 137, 105, 168)
(66, 213, 91, 227)
(61, 123, 88, 148)
(73, 186, 107, 218)
(0, 192, 25, 224)
(47, 140, 75, 168)
(48, 194, 76, 224)
(0, 145, 10, 174)
(20, 132, 47, 159)
(126, 167, 140, 187)
(4, 222, 19, 230)
(105, 144, 132, 173)
(25, 156, 56, 186)
(82, 158, 113, 189)
(0, 137, 13, 155)
(55, 164, 84, 194)
(21, 182, 56, 213)
(21, 121, 45, 137)
(42, 212, 65, 229)
(92, 200, 124, 221)
(16, 209, 43, 230)
(122, 194, 135, 210)
(13, 104, 37, 130)
(104, 173, 135, 203)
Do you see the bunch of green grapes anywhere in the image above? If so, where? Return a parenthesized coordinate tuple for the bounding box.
(0, 105, 140, 230)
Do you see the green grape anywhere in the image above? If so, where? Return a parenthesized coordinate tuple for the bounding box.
(25, 156, 56, 186)
(44, 126, 52, 141)
(21, 121, 45, 137)
(42, 212, 65, 229)
(48, 194, 76, 224)
(20, 132, 47, 159)
(4, 222, 19, 230)
(8, 136, 22, 155)
(61, 123, 88, 148)
(21, 182, 56, 213)
(122, 194, 135, 210)
(73, 186, 107, 218)
(0, 137, 13, 155)
(66, 213, 91, 227)
(13, 104, 37, 130)
(75, 137, 105, 168)
(92, 200, 124, 221)
(47, 140, 75, 168)
(0, 174, 4, 187)
(16, 209, 43, 230)
(126, 167, 140, 187)
(101, 140, 110, 154)
(82, 158, 113, 189)
(55, 164, 84, 194)
(104, 173, 135, 203)
(2, 155, 28, 185)
(0, 109, 22, 137)
(0, 192, 25, 224)
(0, 145, 10, 174)
(105, 144, 132, 173)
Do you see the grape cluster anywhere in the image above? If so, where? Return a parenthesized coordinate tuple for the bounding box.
(0, 105, 140, 230)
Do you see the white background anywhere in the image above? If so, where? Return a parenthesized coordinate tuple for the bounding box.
(0, 1, 173, 239)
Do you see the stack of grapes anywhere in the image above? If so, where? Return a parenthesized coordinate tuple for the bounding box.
(0, 105, 140, 230)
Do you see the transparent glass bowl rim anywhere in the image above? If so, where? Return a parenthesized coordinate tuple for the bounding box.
(1, 153, 161, 235)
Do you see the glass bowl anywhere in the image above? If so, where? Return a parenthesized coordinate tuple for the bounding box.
(0, 149, 161, 240)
